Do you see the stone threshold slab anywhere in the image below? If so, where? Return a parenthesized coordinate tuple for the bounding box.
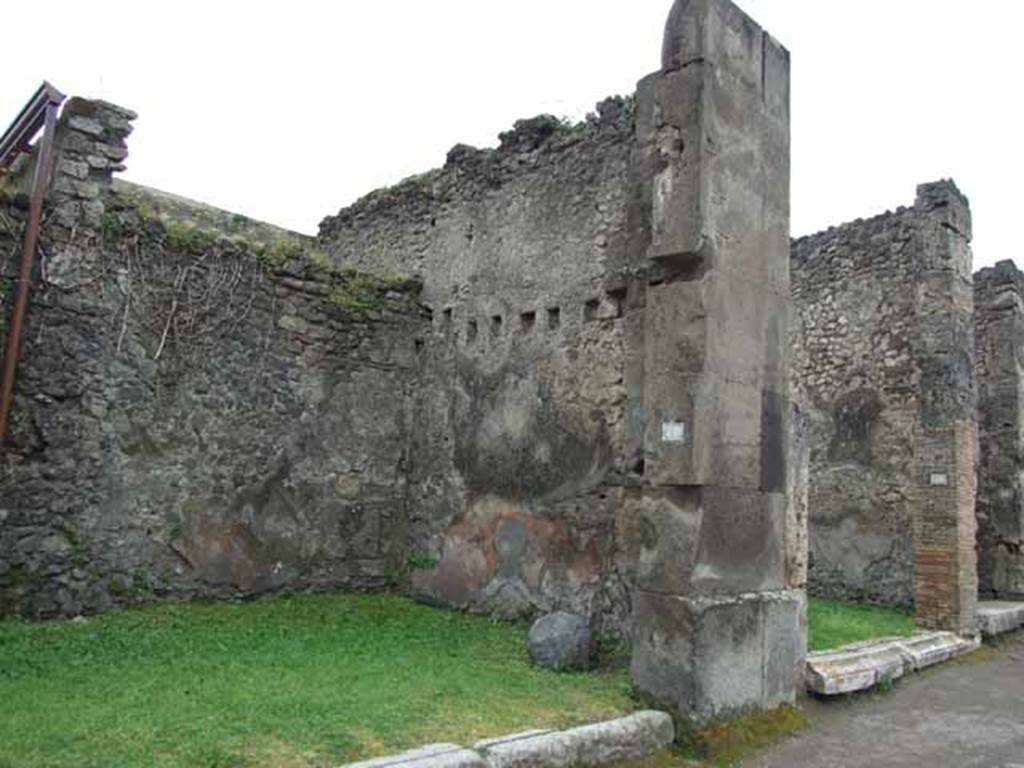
(806, 631, 980, 696)
(337, 711, 675, 768)
(976, 601, 1024, 637)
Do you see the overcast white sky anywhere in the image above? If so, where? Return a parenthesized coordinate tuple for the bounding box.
(2, 1, 1020, 268)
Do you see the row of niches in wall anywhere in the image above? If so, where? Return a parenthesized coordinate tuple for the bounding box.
(423, 288, 628, 349)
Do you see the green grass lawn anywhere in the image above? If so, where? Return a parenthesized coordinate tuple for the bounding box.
(0, 595, 632, 768)
(807, 598, 917, 652)
(0, 592, 918, 767)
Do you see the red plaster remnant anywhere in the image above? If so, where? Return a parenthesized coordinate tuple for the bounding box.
(417, 497, 605, 612)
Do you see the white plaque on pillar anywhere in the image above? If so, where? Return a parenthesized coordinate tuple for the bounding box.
(929, 473, 949, 487)
(661, 421, 686, 444)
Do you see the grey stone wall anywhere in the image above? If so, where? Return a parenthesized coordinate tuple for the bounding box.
(975, 260, 1024, 598)
(320, 103, 644, 636)
(3, 0, 809, 717)
(0, 100, 428, 617)
(320, 0, 805, 713)
(792, 206, 922, 607)
(792, 180, 977, 632)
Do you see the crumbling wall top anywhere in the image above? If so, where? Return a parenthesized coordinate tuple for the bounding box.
(318, 96, 634, 243)
(916, 178, 972, 242)
(793, 179, 971, 268)
(975, 259, 1022, 288)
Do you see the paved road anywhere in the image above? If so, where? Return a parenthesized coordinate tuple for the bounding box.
(747, 634, 1024, 768)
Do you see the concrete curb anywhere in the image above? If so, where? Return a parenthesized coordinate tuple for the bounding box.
(337, 711, 675, 768)
(343, 744, 485, 768)
(805, 631, 980, 695)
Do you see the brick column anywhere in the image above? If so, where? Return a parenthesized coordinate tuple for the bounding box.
(912, 181, 978, 634)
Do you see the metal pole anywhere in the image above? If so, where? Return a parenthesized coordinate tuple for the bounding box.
(0, 99, 60, 447)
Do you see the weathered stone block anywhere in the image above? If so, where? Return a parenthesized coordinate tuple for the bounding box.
(976, 600, 1024, 636)
(899, 631, 978, 670)
(472, 712, 673, 768)
(342, 744, 485, 768)
(643, 233, 786, 385)
(643, 275, 791, 489)
(474, 731, 572, 768)
(663, 0, 768, 91)
(59, 160, 89, 180)
(642, 373, 769, 490)
(636, 487, 785, 597)
(67, 115, 104, 137)
(702, 274, 790, 387)
(631, 590, 802, 721)
(805, 631, 979, 696)
(991, 548, 1024, 597)
(805, 641, 907, 696)
(565, 711, 675, 766)
(634, 67, 705, 265)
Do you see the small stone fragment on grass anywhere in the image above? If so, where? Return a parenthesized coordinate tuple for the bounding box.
(528, 612, 593, 671)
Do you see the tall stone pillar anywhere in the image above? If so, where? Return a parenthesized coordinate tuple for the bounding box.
(630, 0, 804, 721)
(975, 260, 1024, 600)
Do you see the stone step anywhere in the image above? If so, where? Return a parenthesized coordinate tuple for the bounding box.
(900, 631, 979, 670)
(806, 631, 979, 696)
(806, 638, 908, 695)
(977, 601, 1024, 637)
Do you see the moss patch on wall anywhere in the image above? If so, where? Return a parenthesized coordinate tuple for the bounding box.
(102, 182, 420, 320)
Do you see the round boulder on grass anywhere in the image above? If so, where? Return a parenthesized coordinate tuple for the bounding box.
(528, 611, 593, 671)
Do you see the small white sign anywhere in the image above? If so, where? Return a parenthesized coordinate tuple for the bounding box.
(661, 421, 687, 444)
(929, 473, 949, 487)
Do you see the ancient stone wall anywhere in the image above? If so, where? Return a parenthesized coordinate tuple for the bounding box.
(320, 104, 644, 636)
(0, 99, 429, 617)
(975, 260, 1024, 598)
(2, 0, 808, 721)
(791, 207, 922, 606)
(320, 0, 804, 717)
(792, 180, 977, 632)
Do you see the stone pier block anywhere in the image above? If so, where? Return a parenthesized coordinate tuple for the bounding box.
(642, 276, 791, 491)
(631, 590, 803, 721)
(636, 487, 786, 597)
(631, 0, 798, 724)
